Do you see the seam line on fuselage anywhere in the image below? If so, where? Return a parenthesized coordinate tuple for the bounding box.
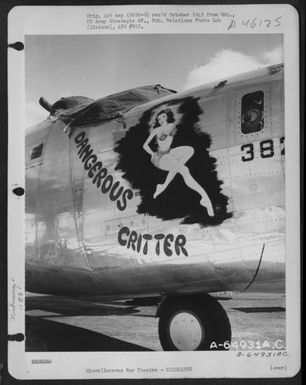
(243, 243, 265, 292)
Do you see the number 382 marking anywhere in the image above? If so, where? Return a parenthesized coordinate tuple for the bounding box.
(241, 137, 285, 162)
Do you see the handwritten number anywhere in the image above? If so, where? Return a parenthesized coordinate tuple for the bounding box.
(250, 18, 257, 28)
(264, 19, 271, 28)
(242, 19, 249, 27)
(275, 17, 282, 27)
(240, 17, 281, 29)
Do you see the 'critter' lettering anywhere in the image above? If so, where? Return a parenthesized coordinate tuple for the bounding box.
(117, 226, 188, 257)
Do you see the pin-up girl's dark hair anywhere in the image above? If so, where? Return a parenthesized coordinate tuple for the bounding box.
(153, 108, 175, 128)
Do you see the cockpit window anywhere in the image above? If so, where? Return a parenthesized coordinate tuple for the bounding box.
(30, 143, 44, 160)
(241, 91, 264, 134)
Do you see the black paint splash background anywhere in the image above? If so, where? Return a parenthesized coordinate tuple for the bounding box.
(115, 97, 232, 226)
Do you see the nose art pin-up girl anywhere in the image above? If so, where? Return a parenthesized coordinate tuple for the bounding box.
(143, 108, 214, 216)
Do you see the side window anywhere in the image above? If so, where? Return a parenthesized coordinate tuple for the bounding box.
(241, 91, 264, 134)
(30, 143, 44, 160)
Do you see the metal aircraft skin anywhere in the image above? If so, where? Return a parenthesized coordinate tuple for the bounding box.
(25, 63, 285, 350)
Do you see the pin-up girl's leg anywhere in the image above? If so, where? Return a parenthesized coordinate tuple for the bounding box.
(172, 146, 194, 164)
(154, 150, 214, 216)
(153, 170, 176, 198)
(153, 146, 194, 198)
(176, 163, 214, 216)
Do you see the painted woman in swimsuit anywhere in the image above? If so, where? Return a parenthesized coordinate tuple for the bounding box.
(143, 109, 214, 216)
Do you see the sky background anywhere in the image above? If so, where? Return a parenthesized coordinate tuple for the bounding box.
(25, 34, 282, 127)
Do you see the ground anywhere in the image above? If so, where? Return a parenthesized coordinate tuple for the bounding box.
(25, 292, 285, 352)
